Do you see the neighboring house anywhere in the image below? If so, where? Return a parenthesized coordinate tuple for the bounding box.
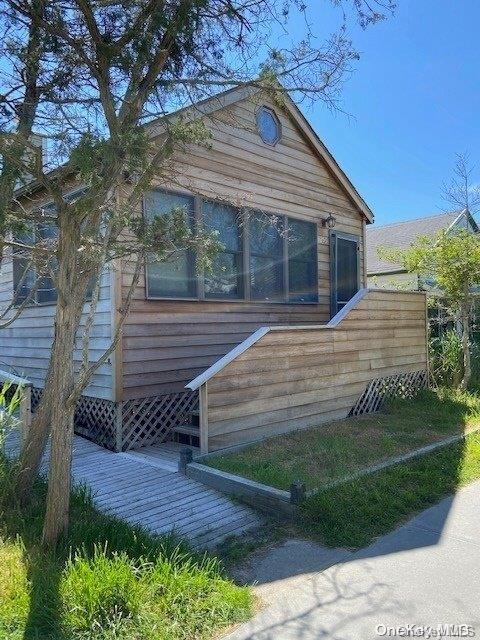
(0, 87, 428, 454)
(367, 210, 479, 290)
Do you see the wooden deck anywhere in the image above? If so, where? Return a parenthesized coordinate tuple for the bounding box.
(123, 441, 200, 473)
(4, 430, 262, 549)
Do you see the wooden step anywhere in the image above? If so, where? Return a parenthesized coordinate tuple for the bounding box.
(173, 424, 199, 437)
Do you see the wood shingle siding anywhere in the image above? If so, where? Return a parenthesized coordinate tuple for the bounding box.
(120, 96, 367, 399)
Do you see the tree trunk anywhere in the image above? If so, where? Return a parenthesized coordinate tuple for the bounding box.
(460, 305, 471, 390)
(13, 391, 52, 505)
(41, 402, 75, 547)
(41, 299, 77, 548)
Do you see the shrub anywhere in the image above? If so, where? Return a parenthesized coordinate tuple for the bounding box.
(429, 330, 463, 388)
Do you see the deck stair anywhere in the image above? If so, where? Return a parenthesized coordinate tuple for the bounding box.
(172, 409, 200, 447)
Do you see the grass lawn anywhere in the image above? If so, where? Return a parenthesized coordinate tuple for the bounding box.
(299, 431, 480, 548)
(205, 387, 480, 492)
(0, 455, 252, 640)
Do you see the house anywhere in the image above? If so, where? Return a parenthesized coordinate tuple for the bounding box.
(0, 87, 428, 454)
(367, 210, 479, 290)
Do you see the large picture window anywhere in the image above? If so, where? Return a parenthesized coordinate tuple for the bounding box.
(144, 190, 319, 304)
(144, 191, 196, 298)
(203, 201, 243, 299)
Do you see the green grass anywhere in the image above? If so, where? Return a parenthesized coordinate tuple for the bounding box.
(0, 456, 252, 640)
(299, 431, 480, 549)
(205, 387, 480, 491)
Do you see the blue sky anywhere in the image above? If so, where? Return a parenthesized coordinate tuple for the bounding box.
(293, 0, 480, 226)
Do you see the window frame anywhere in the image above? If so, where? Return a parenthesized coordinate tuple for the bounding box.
(329, 230, 360, 318)
(255, 105, 282, 146)
(202, 199, 245, 301)
(143, 189, 319, 305)
(12, 188, 86, 307)
(143, 188, 198, 301)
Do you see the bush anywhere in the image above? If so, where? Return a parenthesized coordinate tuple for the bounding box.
(429, 329, 480, 390)
(429, 329, 463, 388)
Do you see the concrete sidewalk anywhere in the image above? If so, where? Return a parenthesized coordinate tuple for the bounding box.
(228, 480, 480, 639)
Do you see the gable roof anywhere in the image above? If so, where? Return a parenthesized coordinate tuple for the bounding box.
(15, 85, 374, 222)
(367, 210, 479, 275)
(142, 85, 374, 222)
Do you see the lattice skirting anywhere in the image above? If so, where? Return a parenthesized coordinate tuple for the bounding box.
(120, 391, 199, 452)
(31, 388, 118, 450)
(350, 370, 428, 417)
(30, 387, 198, 452)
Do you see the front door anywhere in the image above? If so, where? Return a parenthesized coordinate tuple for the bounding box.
(330, 231, 360, 317)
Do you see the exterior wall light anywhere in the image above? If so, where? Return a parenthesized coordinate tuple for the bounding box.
(322, 214, 336, 229)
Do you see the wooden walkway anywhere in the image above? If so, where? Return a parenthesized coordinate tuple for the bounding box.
(4, 430, 262, 549)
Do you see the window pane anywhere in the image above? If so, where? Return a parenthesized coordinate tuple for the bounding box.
(37, 274, 58, 303)
(287, 218, 317, 302)
(36, 222, 58, 303)
(249, 212, 284, 301)
(144, 190, 194, 222)
(203, 201, 243, 299)
(289, 260, 317, 302)
(250, 256, 283, 301)
(288, 219, 316, 261)
(13, 257, 35, 304)
(203, 201, 241, 251)
(256, 107, 281, 145)
(13, 226, 35, 304)
(147, 250, 195, 297)
(144, 191, 196, 298)
(249, 212, 283, 256)
(337, 237, 358, 303)
(205, 253, 243, 299)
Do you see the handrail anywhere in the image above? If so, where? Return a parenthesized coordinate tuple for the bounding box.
(185, 288, 427, 391)
(186, 327, 270, 391)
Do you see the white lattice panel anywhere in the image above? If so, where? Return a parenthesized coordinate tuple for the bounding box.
(121, 391, 199, 451)
(31, 387, 199, 452)
(350, 370, 428, 417)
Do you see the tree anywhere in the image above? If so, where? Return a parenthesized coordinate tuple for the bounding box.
(443, 152, 480, 218)
(379, 155, 480, 390)
(0, 0, 396, 547)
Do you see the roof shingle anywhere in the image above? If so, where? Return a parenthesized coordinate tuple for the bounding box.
(367, 211, 463, 275)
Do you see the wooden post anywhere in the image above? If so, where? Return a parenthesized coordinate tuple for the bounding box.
(290, 480, 306, 505)
(115, 401, 123, 452)
(179, 446, 193, 473)
(19, 385, 32, 446)
(424, 292, 430, 388)
(199, 383, 209, 455)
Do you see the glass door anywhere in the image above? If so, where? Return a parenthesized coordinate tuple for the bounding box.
(330, 231, 360, 317)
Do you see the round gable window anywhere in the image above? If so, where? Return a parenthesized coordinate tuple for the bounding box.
(256, 106, 281, 145)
